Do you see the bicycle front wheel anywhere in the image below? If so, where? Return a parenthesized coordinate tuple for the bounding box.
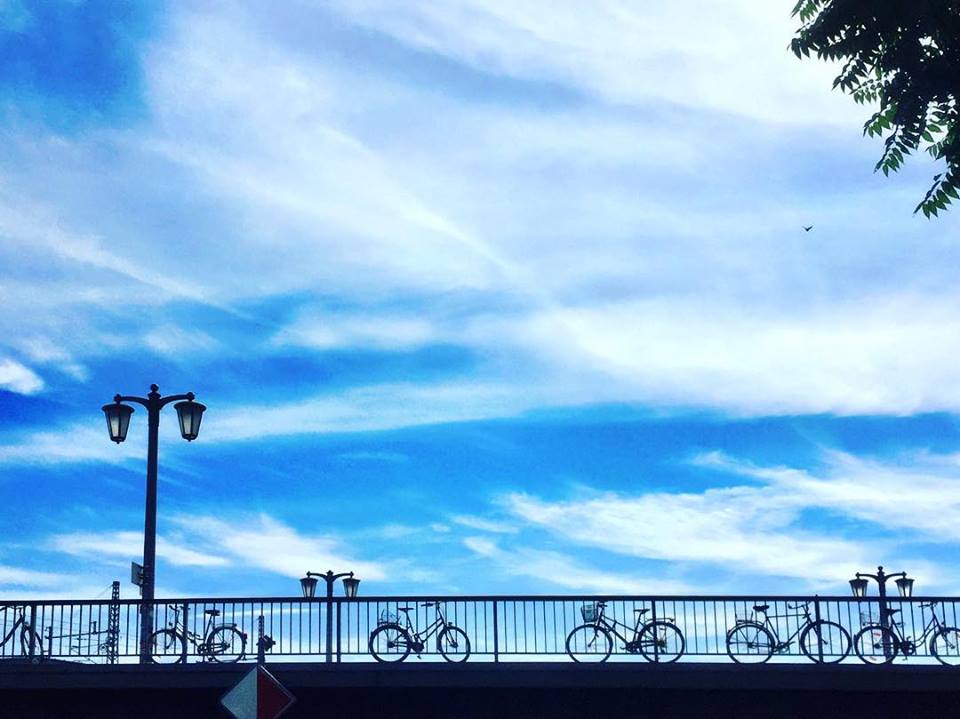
(853, 625, 898, 665)
(19, 628, 44, 660)
(437, 625, 470, 663)
(931, 627, 960, 667)
(149, 628, 185, 664)
(726, 623, 775, 664)
(206, 626, 246, 663)
(799, 620, 850, 664)
(369, 624, 412, 663)
(638, 621, 684, 663)
(565, 624, 613, 663)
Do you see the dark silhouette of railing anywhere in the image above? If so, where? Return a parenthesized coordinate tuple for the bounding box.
(2, 595, 958, 666)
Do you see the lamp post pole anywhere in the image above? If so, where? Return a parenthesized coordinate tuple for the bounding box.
(850, 566, 912, 661)
(103, 384, 205, 664)
(301, 570, 358, 663)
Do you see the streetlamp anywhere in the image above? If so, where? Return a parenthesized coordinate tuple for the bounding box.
(300, 570, 360, 663)
(102, 384, 206, 663)
(849, 566, 913, 659)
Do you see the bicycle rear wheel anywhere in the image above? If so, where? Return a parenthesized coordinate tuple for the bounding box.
(931, 627, 960, 667)
(149, 628, 185, 664)
(638, 621, 684, 663)
(853, 625, 897, 665)
(369, 624, 412, 662)
(565, 625, 613, 663)
(206, 626, 246, 663)
(799, 620, 850, 663)
(437, 625, 470, 662)
(726, 623, 774, 664)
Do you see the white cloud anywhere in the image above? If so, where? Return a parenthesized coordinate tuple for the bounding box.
(168, 513, 386, 580)
(0, 358, 43, 394)
(451, 515, 517, 534)
(49, 531, 229, 568)
(275, 313, 436, 351)
(0, 565, 63, 589)
(143, 325, 219, 357)
(504, 489, 871, 586)
(327, 0, 856, 125)
(699, 450, 960, 543)
(493, 449, 960, 590)
(463, 536, 692, 594)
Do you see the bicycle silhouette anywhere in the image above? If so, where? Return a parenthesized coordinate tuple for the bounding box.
(726, 601, 850, 664)
(149, 605, 247, 664)
(854, 600, 960, 666)
(565, 601, 684, 663)
(0, 605, 43, 659)
(368, 602, 470, 662)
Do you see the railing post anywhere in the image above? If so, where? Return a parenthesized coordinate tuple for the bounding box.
(181, 603, 189, 664)
(46, 625, 53, 659)
(813, 596, 824, 663)
(336, 600, 342, 663)
(492, 600, 500, 663)
(650, 599, 659, 663)
(257, 615, 265, 665)
(27, 605, 38, 660)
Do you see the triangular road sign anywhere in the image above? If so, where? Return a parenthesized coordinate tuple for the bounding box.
(221, 666, 296, 719)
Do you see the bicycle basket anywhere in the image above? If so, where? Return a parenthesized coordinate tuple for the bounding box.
(580, 603, 598, 622)
(378, 610, 399, 626)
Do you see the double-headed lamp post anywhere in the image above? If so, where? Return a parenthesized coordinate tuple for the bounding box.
(102, 384, 206, 663)
(301, 570, 360, 663)
(850, 566, 914, 658)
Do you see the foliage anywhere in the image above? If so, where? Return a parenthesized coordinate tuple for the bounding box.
(791, 0, 960, 217)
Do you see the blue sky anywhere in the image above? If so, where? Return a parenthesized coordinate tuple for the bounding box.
(1, 1, 959, 601)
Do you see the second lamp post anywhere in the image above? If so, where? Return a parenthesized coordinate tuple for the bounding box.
(850, 565, 914, 659)
(301, 570, 360, 663)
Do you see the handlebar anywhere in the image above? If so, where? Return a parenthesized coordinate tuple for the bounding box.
(920, 601, 940, 609)
(787, 602, 810, 610)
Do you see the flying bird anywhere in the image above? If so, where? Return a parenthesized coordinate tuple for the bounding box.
(803, 225, 813, 232)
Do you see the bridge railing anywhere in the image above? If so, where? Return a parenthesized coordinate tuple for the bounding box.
(1, 595, 958, 665)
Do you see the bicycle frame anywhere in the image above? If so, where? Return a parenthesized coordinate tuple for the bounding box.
(590, 606, 657, 648)
(755, 604, 816, 648)
(402, 605, 449, 645)
(877, 605, 945, 650)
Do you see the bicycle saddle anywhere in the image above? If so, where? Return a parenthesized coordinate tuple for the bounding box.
(397, 606, 414, 613)
(204, 609, 221, 617)
(753, 604, 770, 613)
(881, 608, 901, 615)
(420, 602, 436, 608)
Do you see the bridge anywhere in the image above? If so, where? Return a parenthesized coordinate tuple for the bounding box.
(1, 593, 958, 717)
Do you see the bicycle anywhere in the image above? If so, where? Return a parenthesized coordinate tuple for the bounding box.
(149, 605, 247, 664)
(368, 602, 470, 662)
(853, 601, 960, 666)
(565, 601, 684, 663)
(725, 601, 850, 664)
(0, 605, 44, 659)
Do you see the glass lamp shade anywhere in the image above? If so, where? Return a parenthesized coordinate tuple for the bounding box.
(850, 577, 869, 597)
(896, 577, 914, 598)
(343, 576, 360, 599)
(174, 400, 206, 441)
(300, 576, 318, 598)
(102, 403, 134, 443)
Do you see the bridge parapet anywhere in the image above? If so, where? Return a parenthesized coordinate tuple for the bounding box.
(2, 594, 958, 667)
